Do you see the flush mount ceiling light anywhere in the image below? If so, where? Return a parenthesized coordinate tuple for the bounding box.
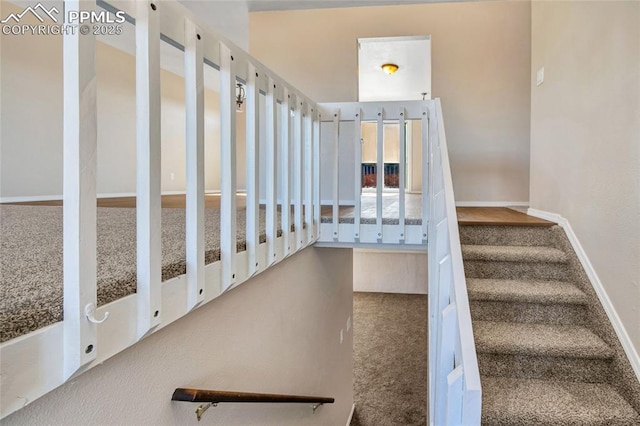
(381, 63, 399, 75)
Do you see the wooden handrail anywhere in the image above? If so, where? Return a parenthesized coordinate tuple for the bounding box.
(172, 388, 335, 405)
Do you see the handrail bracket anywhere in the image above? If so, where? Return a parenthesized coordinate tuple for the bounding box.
(195, 402, 217, 421)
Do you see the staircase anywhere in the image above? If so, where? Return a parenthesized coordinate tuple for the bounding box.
(460, 223, 640, 425)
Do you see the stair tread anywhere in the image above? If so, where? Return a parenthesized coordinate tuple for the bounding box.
(482, 376, 640, 425)
(467, 278, 588, 304)
(474, 321, 613, 358)
(462, 244, 567, 263)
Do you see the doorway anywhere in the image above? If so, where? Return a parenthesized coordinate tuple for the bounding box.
(357, 36, 431, 193)
(360, 121, 409, 191)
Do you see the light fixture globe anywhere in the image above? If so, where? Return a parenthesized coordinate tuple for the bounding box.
(381, 63, 399, 75)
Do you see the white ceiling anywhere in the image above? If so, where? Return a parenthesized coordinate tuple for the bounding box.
(358, 36, 431, 102)
(248, 0, 466, 12)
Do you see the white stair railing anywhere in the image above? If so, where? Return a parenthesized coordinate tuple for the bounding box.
(317, 101, 430, 246)
(316, 99, 481, 423)
(428, 99, 482, 425)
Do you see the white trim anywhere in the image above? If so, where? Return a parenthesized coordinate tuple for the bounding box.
(346, 403, 356, 426)
(1, 194, 63, 203)
(358, 35, 430, 45)
(315, 242, 427, 251)
(526, 208, 559, 223)
(528, 208, 640, 382)
(354, 247, 427, 255)
(455, 201, 529, 207)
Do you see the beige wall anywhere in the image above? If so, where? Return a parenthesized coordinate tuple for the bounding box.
(4, 247, 354, 425)
(250, 1, 531, 203)
(0, 1, 63, 198)
(0, 1, 246, 199)
(530, 1, 640, 354)
(361, 122, 399, 163)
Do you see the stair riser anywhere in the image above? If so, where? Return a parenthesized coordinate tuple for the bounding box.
(478, 353, 612, 384)
(464, 261, 569, 281)
(482, 416, 638, 426)
(459, 225, 555, 247)
(470, 301, 588, 326)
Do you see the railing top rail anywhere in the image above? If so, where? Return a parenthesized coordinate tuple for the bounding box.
(434, 99, 482, 394)
(319, 100, 433, 121)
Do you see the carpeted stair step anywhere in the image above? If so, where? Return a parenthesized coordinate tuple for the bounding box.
(459, 225, 556, 247)
(471, 300, 588, 326)
(462, 245, 567, 263)
(474, 321, 613, 359)
(467, 278, 587, 304)
(463, 245, 570, 281)
(461, 221, 640, 419)
(474, 321, 614, 383)
(468, 278, 589, 325)
(481, 376, 640, 425)
(478, 351, 613, 383)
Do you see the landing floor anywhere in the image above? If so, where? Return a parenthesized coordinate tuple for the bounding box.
(319, 193, 553, 227)
(320, 193, 423, 222)
(457, 207, 553, 227)
(7, 195, 553, 227)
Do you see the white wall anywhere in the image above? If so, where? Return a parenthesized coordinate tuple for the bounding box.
(3, 247, 354, 425)
(354, 250, 427, 294)
(250, 1, 532, 204)
(530, 1, 640, 356)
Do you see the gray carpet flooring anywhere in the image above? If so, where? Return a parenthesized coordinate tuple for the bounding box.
(460, 225, 640, 424)
(0, 205, 282, 343)
(351, 292, 428, 426)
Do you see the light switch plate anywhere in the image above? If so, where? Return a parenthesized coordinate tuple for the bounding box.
(536, 67, 544, 86)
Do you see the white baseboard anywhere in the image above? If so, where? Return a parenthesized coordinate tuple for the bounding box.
(526, 208, 559, 223)
(528, 208, 640, 382)
(346, 403, 355, 426)
(0, 194, 63, 203)
(455, 201, 529, 207)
